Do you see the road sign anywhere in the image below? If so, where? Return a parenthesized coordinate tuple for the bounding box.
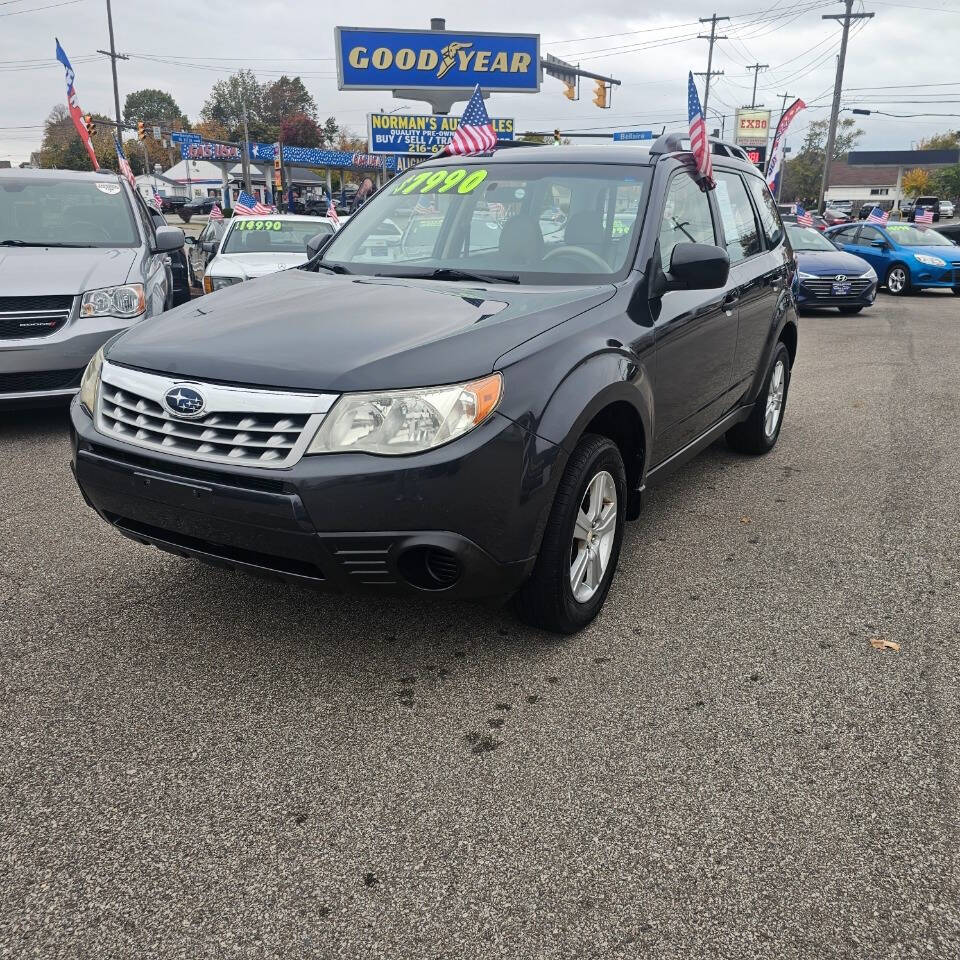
(612, 131, 654, 142)
(170, 132, 201, 145)
(734, 108, 771, 147)
(335, 26, 540, 92)
(368, 113, 514, 155)
(152, 126, 161, 140)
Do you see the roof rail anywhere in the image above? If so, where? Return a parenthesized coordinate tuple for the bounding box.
(649, 131, 753, 164)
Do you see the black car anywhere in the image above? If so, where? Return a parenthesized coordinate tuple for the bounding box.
(183, 218, 226, 287)
(934, 221, 960, 244)
(158, 195, 188, 215)
(70, 138, 799, 633)
(147, 207, 191, 307)
(178, 196, 220, 223)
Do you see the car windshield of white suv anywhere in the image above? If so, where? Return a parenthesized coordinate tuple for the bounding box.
(221, 218, 334, 254)
(786, 224, 837, 252)
(320, 162, 652, 282)
(885, 224, 954, 247)
(0, 176, 139, 248)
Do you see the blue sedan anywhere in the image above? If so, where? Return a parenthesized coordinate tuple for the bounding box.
(826, 221, 960, 296)
(786, 223, 877, 314)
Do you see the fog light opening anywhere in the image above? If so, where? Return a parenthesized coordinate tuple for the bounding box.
(397, 545, 462, 591)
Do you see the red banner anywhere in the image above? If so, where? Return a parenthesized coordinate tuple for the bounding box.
(55, 39, 99, 171)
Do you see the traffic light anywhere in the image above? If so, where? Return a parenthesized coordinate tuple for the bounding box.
(563, 81, 576, 101)
(137, 121, 146, 141)
(83, 114, 96, 137)
(554, 129, 561, 146)
(592, 80, 608, 109)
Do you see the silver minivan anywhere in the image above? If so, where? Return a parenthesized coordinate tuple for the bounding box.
(0, 168, 183, 406)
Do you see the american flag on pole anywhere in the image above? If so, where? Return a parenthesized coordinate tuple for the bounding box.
(866, 206, 889, 225)
(915, 206, 934, 224)
(208, 204, 224, 221)
(442, 85, 498, 156)
(234, 190, 273, 216)
(152, 192, 163, 211)
(413, 197, 438, 216)
(326, 197, 340, 225)
(114, 137, 136, 191)
(687, 72, 714, 189)
(796, 204, 813, 226)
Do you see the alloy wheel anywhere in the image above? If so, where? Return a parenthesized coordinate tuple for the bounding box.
(570, 470, 618, 603)
(765, 360, 786, 439)
(887, 267, 906, 294)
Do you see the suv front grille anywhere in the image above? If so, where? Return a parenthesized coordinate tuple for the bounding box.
(96, 362, 337, 469)
(800, 278, 872, 299)
(0, 295, 74, 340)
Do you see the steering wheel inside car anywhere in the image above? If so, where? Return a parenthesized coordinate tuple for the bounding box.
(541, 245, 610, 271)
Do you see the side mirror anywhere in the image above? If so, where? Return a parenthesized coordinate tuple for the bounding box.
(201, 240, 216, 253)
(306, 231, 332, 260)
(152, 225, 185, 254)
(667, 242, 730, 290)
(183, 235, 196, 245)
(870, 240, 887, 248)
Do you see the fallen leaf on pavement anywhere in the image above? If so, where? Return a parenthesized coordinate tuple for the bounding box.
(740, 516, 751, 524)
(869, 637, 901, 651)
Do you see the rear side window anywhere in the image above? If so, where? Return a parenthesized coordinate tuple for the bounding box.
(832, 226, 858, 242)
(714, 171, 761, 263)
(746, 176, 784, 248)
(658, 173, 716, 272)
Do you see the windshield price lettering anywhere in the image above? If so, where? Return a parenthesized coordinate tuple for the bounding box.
(394, 168, 489, 195)
(234, 220, 282, 231)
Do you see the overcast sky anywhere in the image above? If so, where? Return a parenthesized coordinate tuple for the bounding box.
(3, 0, 960, 165)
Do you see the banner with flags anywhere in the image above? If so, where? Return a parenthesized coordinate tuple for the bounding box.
(55, 39, 99, 171)
(765, 98, 806, 196)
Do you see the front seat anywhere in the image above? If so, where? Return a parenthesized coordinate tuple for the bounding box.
(564, 211, 605, 248)
(498, 215, 544, 267)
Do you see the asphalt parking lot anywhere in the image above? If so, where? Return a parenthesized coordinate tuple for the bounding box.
(1, 292, 958, 959)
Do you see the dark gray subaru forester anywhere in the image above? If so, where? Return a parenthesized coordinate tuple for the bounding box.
(71, 136, 798, 633)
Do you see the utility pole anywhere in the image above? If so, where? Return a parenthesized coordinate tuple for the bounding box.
(697, 14, 729, 117)
(97, 0, 127, 136)
(817, 0, 874, 211)
(746, 63, 769, 108)
(240, 102, 253, 196)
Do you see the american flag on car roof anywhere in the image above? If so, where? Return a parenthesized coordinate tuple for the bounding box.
(114, 137, 136, 191)
(866, 206, 889, 225)
(442, 85, 497, 156)
(796, 204, 813, 226)
(152, 192, 163, 211)
(234, 190, 273, 216)
(326, 197, 340, 225)
(915, 206, 934, 224)
(687, 72, 714, 189)
(208, 204, 223, 221)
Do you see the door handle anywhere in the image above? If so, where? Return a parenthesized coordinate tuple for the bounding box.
(722, 291, 740, 312)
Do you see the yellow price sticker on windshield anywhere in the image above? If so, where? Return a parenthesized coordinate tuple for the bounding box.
(235, 220, 281, 231)
(394, 168, 489, 196)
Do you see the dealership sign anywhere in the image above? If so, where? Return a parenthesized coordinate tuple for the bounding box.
(181, 141, 241, 161)
(368, 113, 515, 154)
(734, 109, 771, 147)
(336, 27, 540, 92)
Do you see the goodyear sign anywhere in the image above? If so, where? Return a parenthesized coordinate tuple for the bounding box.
(336, 27, 540, 92)
(369, 113, 515, 155)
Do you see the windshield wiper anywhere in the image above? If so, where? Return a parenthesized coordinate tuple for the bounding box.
(0, 239, 87, 248)
(377, 267, 520, 284)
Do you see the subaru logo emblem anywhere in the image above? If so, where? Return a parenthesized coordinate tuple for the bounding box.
(835, 275, 847, 282)
(164, 385, 206, 418)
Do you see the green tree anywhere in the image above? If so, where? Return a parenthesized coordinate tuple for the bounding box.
(931, 164, 960, 199)
(781, 117, 864, 202)
(918, 131, 960, 150)
(321, 116, 339, 146)
(123, 88, 186, 129)
(262, 76, 317, 127)
(200, 70, 268, 141)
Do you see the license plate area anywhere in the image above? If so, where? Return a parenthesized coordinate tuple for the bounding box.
(832, 282, 852, 296)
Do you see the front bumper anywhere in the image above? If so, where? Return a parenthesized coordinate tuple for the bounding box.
(70, 398, 563, 600)
(908, 263, 960, 289)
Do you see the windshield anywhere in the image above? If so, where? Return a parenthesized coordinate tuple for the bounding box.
(321, 161, 652, 283)
(0, 176, 139, 248)
(222, 218, 333, 255)
(886, 224, 954, 247)
(786, 224, 837, 252)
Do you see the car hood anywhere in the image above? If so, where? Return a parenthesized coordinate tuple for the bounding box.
(0, 247, 137, 295)
(107, 268, 617, 392)
(207, 252, 308, 279)
(901, 244, 960, 261)
(795, 249, 872, 275)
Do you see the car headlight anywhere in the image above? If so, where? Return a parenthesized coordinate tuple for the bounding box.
(203, 275, 242, 294)
(798, 270, 817, 279)
(859, 267, 877, 279)
(78, 346, 104, 416)
(80, 283, 145, 319)
(307, 374, 503, 456)
(914, 254, 946, 267)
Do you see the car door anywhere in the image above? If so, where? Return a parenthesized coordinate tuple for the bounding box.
(192, 222, 212, 277)
(848, 225, 889, 275)
(652, 169, 739, 460)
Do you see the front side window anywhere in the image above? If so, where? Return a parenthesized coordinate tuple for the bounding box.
(0, 176, 140, 248)
(321, 162, 652, 283)
(658, 173, 716, 272)
(746, 176, 784, 248)
(714, 171, 761, 263)
(221, 218, 332, 254)
(859, 226, 885, 245)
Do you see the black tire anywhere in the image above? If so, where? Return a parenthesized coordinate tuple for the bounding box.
(885, 263, 911, 296)
(838, 305, 863, 314)
(727, 342, 792, 455)
(513, 434, 627, 634)
(952, 287, 960, 296)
